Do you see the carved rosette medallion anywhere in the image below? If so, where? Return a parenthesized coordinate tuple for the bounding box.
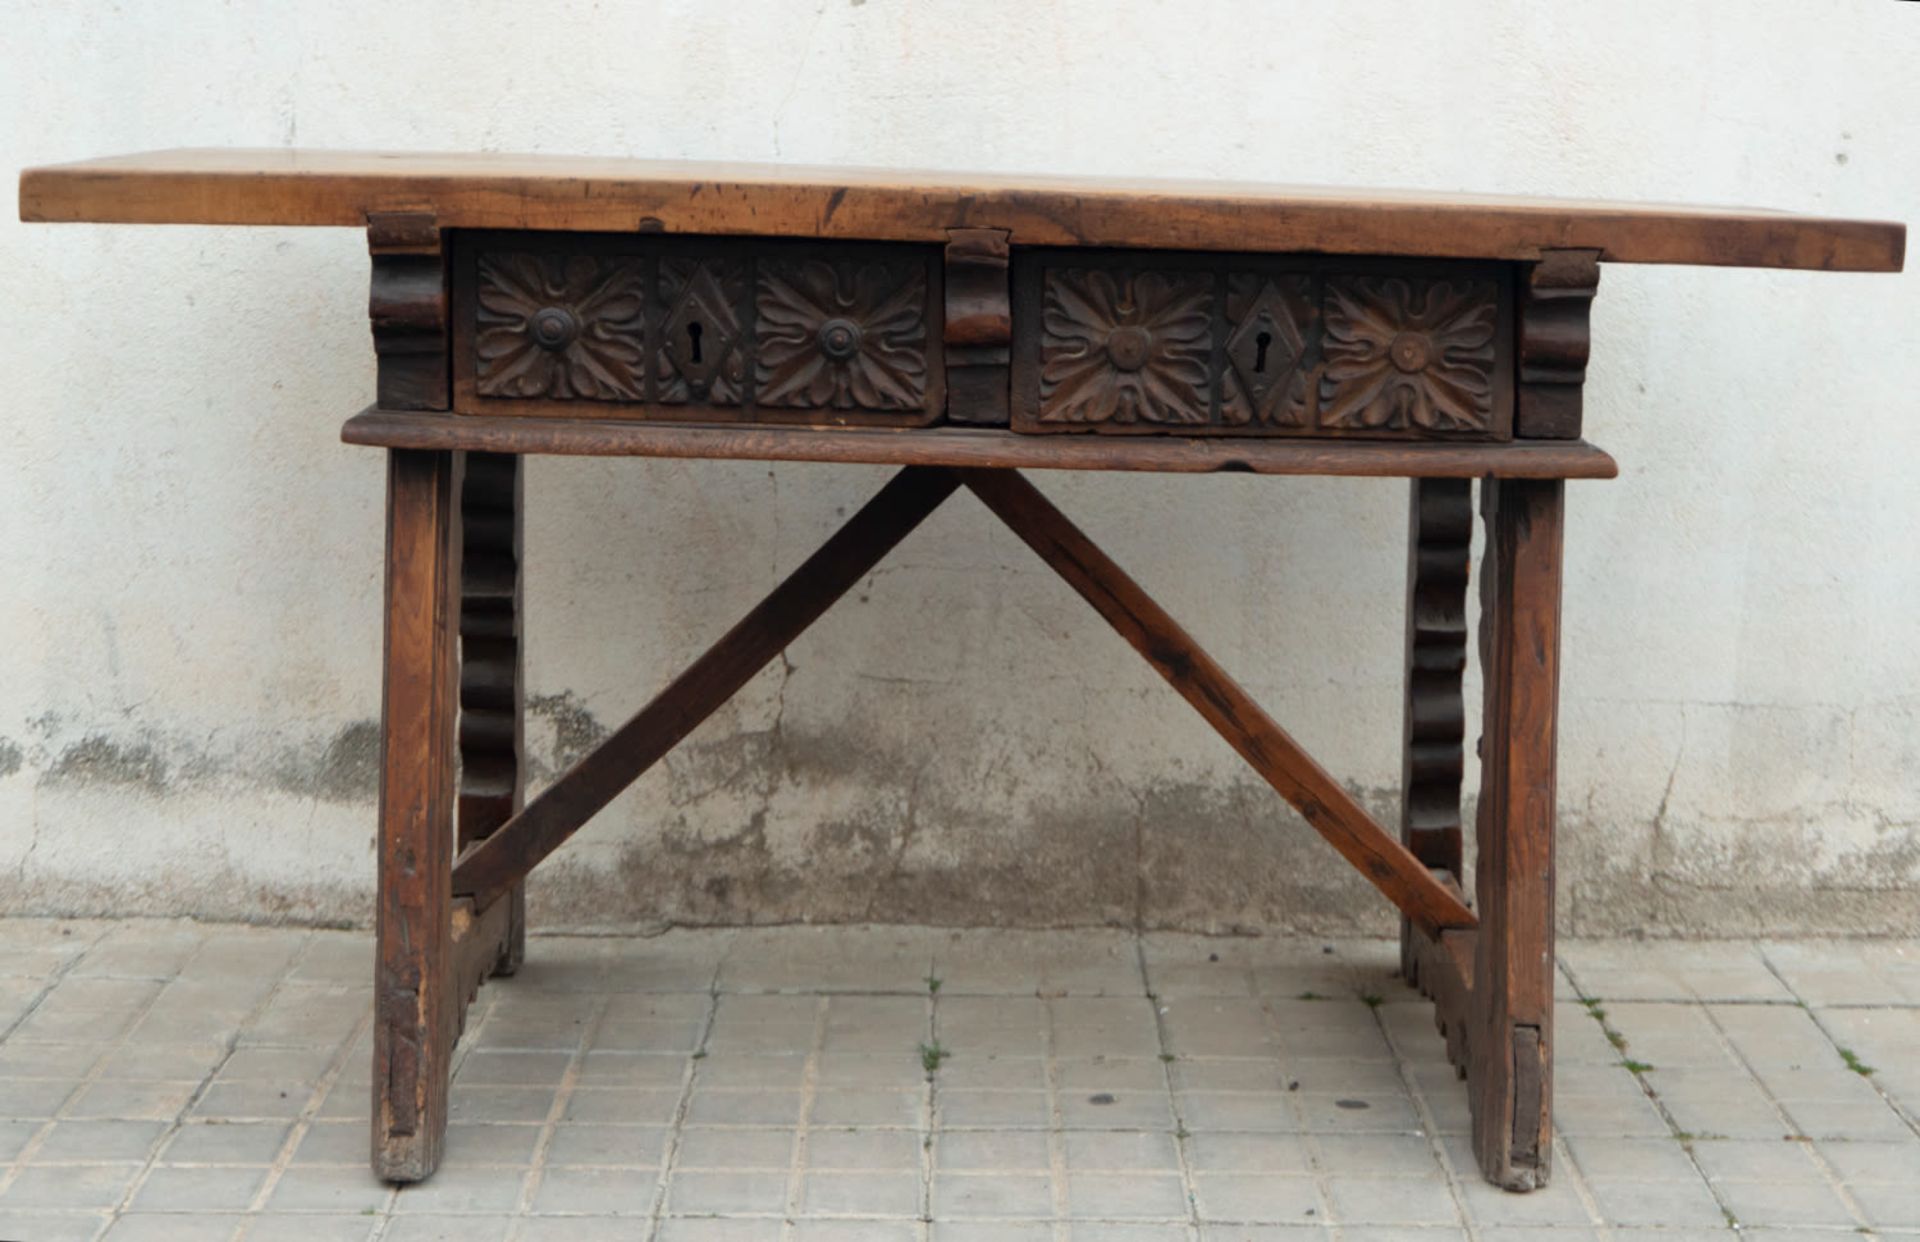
(474, 252, 646, 400)
(657, 257, 749, 405)
(1037, 269, 1212, 425)
(755, 260, 928, 410)
(1221, 274, 1314, 427)
(1320, 276, 1497, 432)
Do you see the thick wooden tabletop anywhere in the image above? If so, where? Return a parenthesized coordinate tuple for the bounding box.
(19, 148, 1904, 271)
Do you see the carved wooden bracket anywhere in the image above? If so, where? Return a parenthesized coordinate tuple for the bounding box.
(943, 227, 1012, 426)
(1515, 249, 1600, 439)
(369, 212, 450, 411)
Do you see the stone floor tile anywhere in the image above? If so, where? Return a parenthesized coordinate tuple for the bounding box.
(382, 1216, 514, 1242)
(931, 1223, 1054, 1242)
(1065, 1169, 1187, 1218)
(1713, 1176, 1859, 1227)
(932, 1170, 1054, 1217)
(128, 1163, 270, 1210)
(1062, 1128, 1181, 1170)
(936, 928, 1144, 996)
(791, 1224, 924, 1242)
(1564, 1134, 1700, 1181)
(1159, 997, 1283, 1059)
(1191, 1170, 1324, 1222)
(1763, 939, 1920, 1007)
(264, 1163, 393, 1212)
(245, 1213, 381, 1242)
(102, 1213, 246, 1242)
(1584, 1175, 1730, 1228)
(1850, 1178, 1920, 1229)
(1325, 1176, 1462, 1225)
(719, 926, 939, 994)
(1779, 1094, 1916, 1141)
(1455, 1171, 1596, 1227)
(1185, 1130, 1311, 1172)
(934, 995, 1047, 1058)
(810, 1085, 924, 1127)
(0, 1210, 114, 1242)
(390, 1163, 529, 1213)
(1561, 940, 1791, 1003)
(934, 1128, 1051, 1171)
(0, 1162, 143, 1208)
(1815, 1136, 1920, 1182)
(935, 1088, 1050, 1128)
(71, 924, 210, 981)
(543, 1121, 669, 1167)
(556, 1086, 684, 1126)
(806, 1126, 924, 1169)
(31, 1118, 169, 1162)
(160, 1119, 295, 1165)
(1340, 1229, 1472, 1242)
(1683, 1136, 1826, 1181)
(63, 1079, 198, 1121)
(1048, 997, 1165, 1059)
(598, 929, 732, 993)
(800, 1168, 921, 1215)
(531, 1165, 663, 1213)
(675, 1125, 795, 1168)
(666, 1168, 790, 1213)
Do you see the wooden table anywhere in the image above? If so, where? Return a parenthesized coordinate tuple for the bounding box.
(20, 150, 1904, 1191)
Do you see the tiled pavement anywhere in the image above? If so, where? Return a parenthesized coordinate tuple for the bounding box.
(0, 921, 1915, 1240)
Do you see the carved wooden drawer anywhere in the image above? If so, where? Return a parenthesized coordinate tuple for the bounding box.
(451, 233, 946, 426)
(1010, 252, 1514, 439)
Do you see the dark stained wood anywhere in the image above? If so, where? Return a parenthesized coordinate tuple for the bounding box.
(1470, 477, 1565, 1190)
(449, 896, 515, 1033)
(451, 465, 962, 910)
(958, 468, 1477, 933)
(449, 233, 946, 428)
(342, 410, 1620, 480)
(1010, 251, 1513, 439)
(372, 449, 462, 1183)
(367, 213, 449, 411)
(943, 227, 1012, 426)
(458, 452, 525, 975)
(20, 149, 1906, 271)
(1407, 918, 1476, 1075)
(1399, 478, 1472, 977)
(1516, 250, 1601, 439)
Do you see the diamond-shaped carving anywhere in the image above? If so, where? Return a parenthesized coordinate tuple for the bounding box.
(657, 257, 749, 405)
(1221, 274, 1313, 427)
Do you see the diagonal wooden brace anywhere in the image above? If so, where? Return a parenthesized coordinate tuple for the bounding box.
(451, 464, 961, 909)
(959, 468, 1477, 933)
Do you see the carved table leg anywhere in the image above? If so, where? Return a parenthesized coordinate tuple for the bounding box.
(373, 448, 463, 1182)
(1399, 478, 1471, 980)
(458, 452, 526, 975)
(1469, 476, 1564, 1190)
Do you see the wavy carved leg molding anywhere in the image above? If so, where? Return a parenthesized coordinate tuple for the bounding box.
(1399, 478, 1472, 1074)
(458, 452, 526, 977)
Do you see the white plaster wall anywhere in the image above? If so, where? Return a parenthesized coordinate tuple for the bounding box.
(2, 0, 1915, 935)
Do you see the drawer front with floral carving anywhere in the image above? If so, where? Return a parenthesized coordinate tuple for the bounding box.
(1010, 251, 1514, 439)
(451, 233, 945, 426)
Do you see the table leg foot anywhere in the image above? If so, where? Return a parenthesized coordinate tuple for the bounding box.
(1467, 476, 1564, 1190)
(372, 449, 463, 1183)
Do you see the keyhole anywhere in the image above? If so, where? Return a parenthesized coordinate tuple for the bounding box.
(686, 321, 704, 364)
(1254, 330, 1272, 373)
